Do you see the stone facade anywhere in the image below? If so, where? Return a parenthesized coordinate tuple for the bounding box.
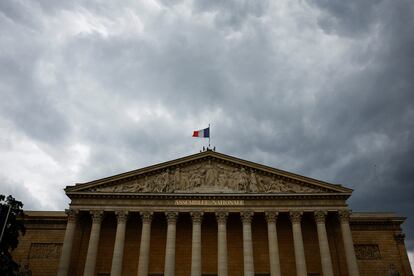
(13, 150, 413, 276)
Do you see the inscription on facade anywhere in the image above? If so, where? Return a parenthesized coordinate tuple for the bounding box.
(354, 244, 381, 260)
(175, 200, 244, 206)
(29, 243, 62, 259)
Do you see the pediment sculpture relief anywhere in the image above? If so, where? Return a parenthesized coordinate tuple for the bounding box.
(91, 160, 323, 193)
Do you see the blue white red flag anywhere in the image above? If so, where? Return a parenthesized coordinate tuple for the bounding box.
(192, 127, 210, 138)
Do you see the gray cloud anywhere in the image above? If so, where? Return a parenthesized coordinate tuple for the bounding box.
(0, 0, 413, 256)
(0, 176, 45, 210)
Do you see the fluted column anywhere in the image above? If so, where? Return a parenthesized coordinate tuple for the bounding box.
(338, 210, 359, 276)
(265, 212, 281, 276)
(164, 212, 178, 276)
(57, 209, 78, 276)
(137, 212, 153, 276)
(394, 232, 414, 275)
(314, 211, 334, 276)
(241, 211, 255, 276)
(191, 212, 203, 276)
(215, 211, 229, 276)
(110, 210, 128, 276)
(290, 211, 307, 276)
(83, 210, 104, 276)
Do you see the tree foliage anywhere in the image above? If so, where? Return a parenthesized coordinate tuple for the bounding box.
(0, 195, 26, 275)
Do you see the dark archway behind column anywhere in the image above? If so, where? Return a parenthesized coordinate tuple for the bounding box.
(148, 213, 167, 274)
(122, 212, 141, 275)
(201, 213, 218, 274)
(252, 213, 270, 274)
(227, 213, 243, 275)
(176, 212, 192, 275)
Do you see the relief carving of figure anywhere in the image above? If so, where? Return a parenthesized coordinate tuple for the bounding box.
(227, 168, 239, 191)
(257, 175, 270, 192)
(181, 171, 190, 190)
(190, 172, 202, 188)
(297, 185, 316, 193)
(215, 164, 231, 190)
(235, 167, 249, 192)
(121, 180, 146, 192)
(217, 172, 228, 190)
(153, 169, 170, 192)
(264, 176, 318, 193)
(248, 169, 258, 192)
(172, 168, 180, 190)
(163, 169, 173, 192)
(204, 161, 217, 187)
(266, 178, 291, 192)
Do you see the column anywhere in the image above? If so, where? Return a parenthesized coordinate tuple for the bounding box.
(290, 211, 307, 276)
(137, 212, 153, 276)
(338, 210, 359, 276)
(110, 210, 128, 276)
(314, 211, 334, 276)
(83, 210, 104, 276)
(190, 212, 203, 276)
(164, 212, 178, 276)
(394, 232, 414, 276)
(57, 209, 77, 276)
(241, 211, 255, 276)
(215, 211, 229, 276)
(265, 212, 281, 276)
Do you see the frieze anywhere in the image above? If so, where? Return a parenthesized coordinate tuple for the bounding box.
(354, 244, 381, 260)
(89, 160, 324, 194)
(29, 243, 62, 259)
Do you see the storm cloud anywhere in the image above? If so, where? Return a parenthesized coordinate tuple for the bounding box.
(1, 0, 413, 263)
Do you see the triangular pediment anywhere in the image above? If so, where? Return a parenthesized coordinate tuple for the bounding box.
(65, 151, 352, 195)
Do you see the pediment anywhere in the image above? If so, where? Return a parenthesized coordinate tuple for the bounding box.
(66, 151, 352, 195)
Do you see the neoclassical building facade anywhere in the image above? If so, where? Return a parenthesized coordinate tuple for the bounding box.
(14, 150, 412, 275)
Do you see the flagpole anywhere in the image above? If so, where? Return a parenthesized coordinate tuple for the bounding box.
(0, 204, 11, 244)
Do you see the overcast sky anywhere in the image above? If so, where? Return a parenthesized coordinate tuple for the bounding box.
(1, 0, 413, 266)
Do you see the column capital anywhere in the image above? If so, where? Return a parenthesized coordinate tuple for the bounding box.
(215, 211, 229, 224)
(140, 211, 153, 223)
(90, 210, 104, 224)
(289, 211, 303, 224)
(265, 211, 278, 223)
(314, 211, 327, 223)
(115, 210, 129, 223)
(240, 211, 254, 224)
(65, 209, 78, 223)
(338, 210, 351, 222)
(165, 211, 178, 224)
(394, 232, 406, 244)
(190, 211, 204, 224)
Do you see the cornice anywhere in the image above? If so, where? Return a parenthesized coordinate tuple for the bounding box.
(66, 191, 351, 200)
(349, 214, 405, 230)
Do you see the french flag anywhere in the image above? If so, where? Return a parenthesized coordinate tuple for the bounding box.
(192, 127, 210, 138)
